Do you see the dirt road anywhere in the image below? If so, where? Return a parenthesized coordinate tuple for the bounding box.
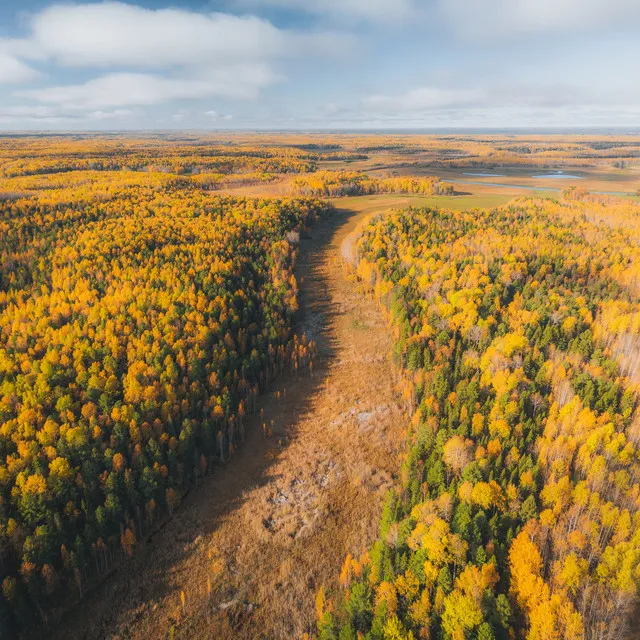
(53, 206, 406, 639)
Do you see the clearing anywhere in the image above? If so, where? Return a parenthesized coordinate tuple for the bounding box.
(50, 204, 407, 639)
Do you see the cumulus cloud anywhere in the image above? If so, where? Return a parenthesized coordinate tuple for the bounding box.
(0, 53, 39, 84)
(2, 2, 347, 111)
(12, 2, 350, 67)
(1, 0, 637, 129)
(24, 3, 287, 68)
(202, 110, 233, 121)
(18, 66, 281, 109)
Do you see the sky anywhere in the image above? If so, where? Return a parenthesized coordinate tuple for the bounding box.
(0, 0, 638, 130)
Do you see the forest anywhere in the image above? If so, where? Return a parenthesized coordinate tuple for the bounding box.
(318, 193, 640, 640)
(0, 134, 638, 638)
(290, 172, 454, 198)
(0, 138, 333, 632)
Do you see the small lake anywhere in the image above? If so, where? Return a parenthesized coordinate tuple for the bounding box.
(462, 172, 506, 178)
(449, 179, 560, 192)
(532, 172, 583, 179)
(448, 177, 625, 197)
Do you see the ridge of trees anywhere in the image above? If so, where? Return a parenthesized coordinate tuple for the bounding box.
(0, 158, 330, 632)
(290, 171, 454, 198)
(317, 194, 640, 640)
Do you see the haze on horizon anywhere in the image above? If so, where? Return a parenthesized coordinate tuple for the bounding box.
(0, 0, 638, 131)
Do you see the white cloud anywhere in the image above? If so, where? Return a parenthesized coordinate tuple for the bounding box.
(358, 79, 640, 128)
(437, 0, 640, 38)
(364, 87, 486, 112)
(0, 53, 39, 84)
(86, 109, 135, 121)
(239, 0, 640, 31)
(362, 80, 640, 121)
(25, 3, 286, 68)
(1, 0, 637, 129)
(245, 0, 640, 33)
(0, 105, 61, 120)
(2, 2, 347, 112)
(18, 66, 279, 109)
(0, 105, 134, 124)
(10, 2, 350, 68)
(203, 111, 233, 121)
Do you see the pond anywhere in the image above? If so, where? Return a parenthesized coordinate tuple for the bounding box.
(462, 172, 506, 177)
(448, 177, 626, 197)
(532, 172, 584, 179)
(449, 179, 560, 192)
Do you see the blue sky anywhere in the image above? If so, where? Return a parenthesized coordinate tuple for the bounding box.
(0, 0, 638, 130)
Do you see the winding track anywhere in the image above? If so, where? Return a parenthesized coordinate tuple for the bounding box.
(52, 206, 406, 639)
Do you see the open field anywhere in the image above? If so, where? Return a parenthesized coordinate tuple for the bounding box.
(332, 192, 524, 214)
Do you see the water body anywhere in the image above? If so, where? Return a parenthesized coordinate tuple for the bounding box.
(532, 173, 584, 179)
(448, 178, 627, 197)
(449, 179, 561, 192)
(462, 172, 507, 177)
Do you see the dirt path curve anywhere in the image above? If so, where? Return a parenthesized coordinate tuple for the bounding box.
(53, 207, 406, 640)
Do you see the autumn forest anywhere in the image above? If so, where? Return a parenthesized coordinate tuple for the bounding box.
(0, 134, 639, 640)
